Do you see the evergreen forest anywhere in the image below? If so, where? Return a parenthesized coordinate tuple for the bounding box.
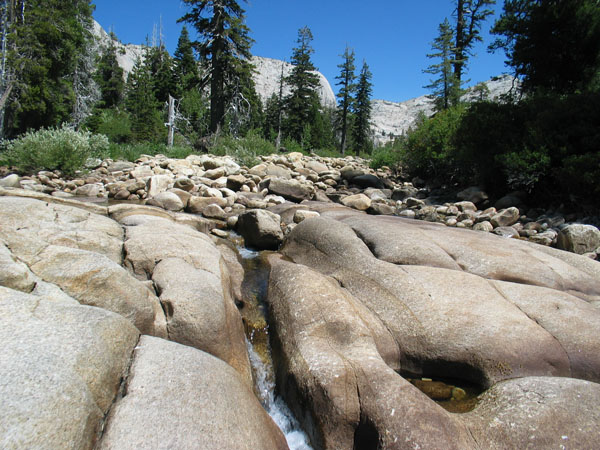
(1, 0, 599, 208)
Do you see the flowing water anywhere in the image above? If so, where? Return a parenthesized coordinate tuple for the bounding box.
(237, 245, 313, 450)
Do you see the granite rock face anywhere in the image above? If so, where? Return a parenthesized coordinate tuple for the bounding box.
(267, 206, 600, 449)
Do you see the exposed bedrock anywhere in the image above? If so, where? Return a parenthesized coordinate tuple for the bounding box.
(267, 210, 600, 448)
(267, 252, 600, 449)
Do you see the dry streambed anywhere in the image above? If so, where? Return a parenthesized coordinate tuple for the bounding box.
(1, 152, 600, 449)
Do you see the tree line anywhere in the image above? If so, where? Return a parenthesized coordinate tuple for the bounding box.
(387, 0, 600, 209)
(0, 0, 374, 156)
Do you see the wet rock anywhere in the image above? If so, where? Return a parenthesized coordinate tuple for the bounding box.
(236, 209, 283, 250)
(557, 224, 600, 255)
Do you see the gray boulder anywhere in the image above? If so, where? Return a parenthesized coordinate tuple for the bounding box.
(557, 224, 600, 255)
(146, 191, 184, 211)
(237, 209, 284, 250)
(491, 207, 520, 227)
(98, 336, 288, 450)
(0, 174, 21, 188)
(0, 288, 139, 450)
(267, 177, 314, 202)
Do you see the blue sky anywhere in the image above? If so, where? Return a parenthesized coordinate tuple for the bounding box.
(92, 0, 508, 102)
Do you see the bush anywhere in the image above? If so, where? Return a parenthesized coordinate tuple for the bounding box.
(212, 129, 276, 167)
(1, 125, 109, 176)
(401, 105, 467, 180)
(95, 109, 133, 143)
(370, 137, 405, 169)
(106, 142, 195, 162)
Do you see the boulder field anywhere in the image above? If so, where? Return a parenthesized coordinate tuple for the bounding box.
(1, 151, 599, 449)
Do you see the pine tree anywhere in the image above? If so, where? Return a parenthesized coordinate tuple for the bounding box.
(453, 0, 495, 84)
(335, 46, 356, 155)
(173, 26, 201, 95)
(125, 50, 163, 142)
(491, 0, 600, 94)
(423, 19, 463, 111)
(285, 26, 320, 144)
(147, 43, 175, 104)
(96, 38, 125, 109)
(179, 0, 254, 134)
(2, 0, 96, 136)
(352, 60, 373, 155)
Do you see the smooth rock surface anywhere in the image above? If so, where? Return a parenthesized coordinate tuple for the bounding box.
(0, 288, 139, 450)
(98, 336, 288, 450)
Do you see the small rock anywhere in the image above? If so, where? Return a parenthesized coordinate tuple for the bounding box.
(473, 221, 494, 232)
(457, 186, 488, 204)
(0, 174, 21, 188)
(493, 226, 520, 238)
(405, 197, 425, 208)
(146, 192, 184, 212)
(398, 210, 416, 219)
(202, 204, 228, 220)
(491, 207, 520, 228)
(173, 177, 195, 192)
(74, 184, 101, 197)
(341, 193, 371, 211)
(226, 174, 247, 192)
(293, 210, 320, 224)
(454, 201, 478, 212)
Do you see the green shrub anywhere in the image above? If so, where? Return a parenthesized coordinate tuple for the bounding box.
(401, 105, 467, 180)
(95, 109, 133, 143)
(2, 125, 109, 175)
(106, 142, 195, 162)
(212, 130, 276, 167)
(370, 138, 404, 169)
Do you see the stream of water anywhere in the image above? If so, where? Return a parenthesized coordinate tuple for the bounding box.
(237, 246, 313, 450)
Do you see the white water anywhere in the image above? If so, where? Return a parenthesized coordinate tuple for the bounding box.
(247, 342, 313, 450)
(237, 243, 313, 449)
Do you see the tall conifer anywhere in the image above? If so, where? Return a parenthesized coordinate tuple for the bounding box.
(352, 60, 373, 154)
(335, 46, 356, 155)
(179, 0, 254, 134)
(284, 26, 320, 143)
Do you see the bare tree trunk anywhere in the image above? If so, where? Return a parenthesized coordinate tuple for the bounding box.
(167, 94, 175, 147)
(275, 61, 284, 149)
